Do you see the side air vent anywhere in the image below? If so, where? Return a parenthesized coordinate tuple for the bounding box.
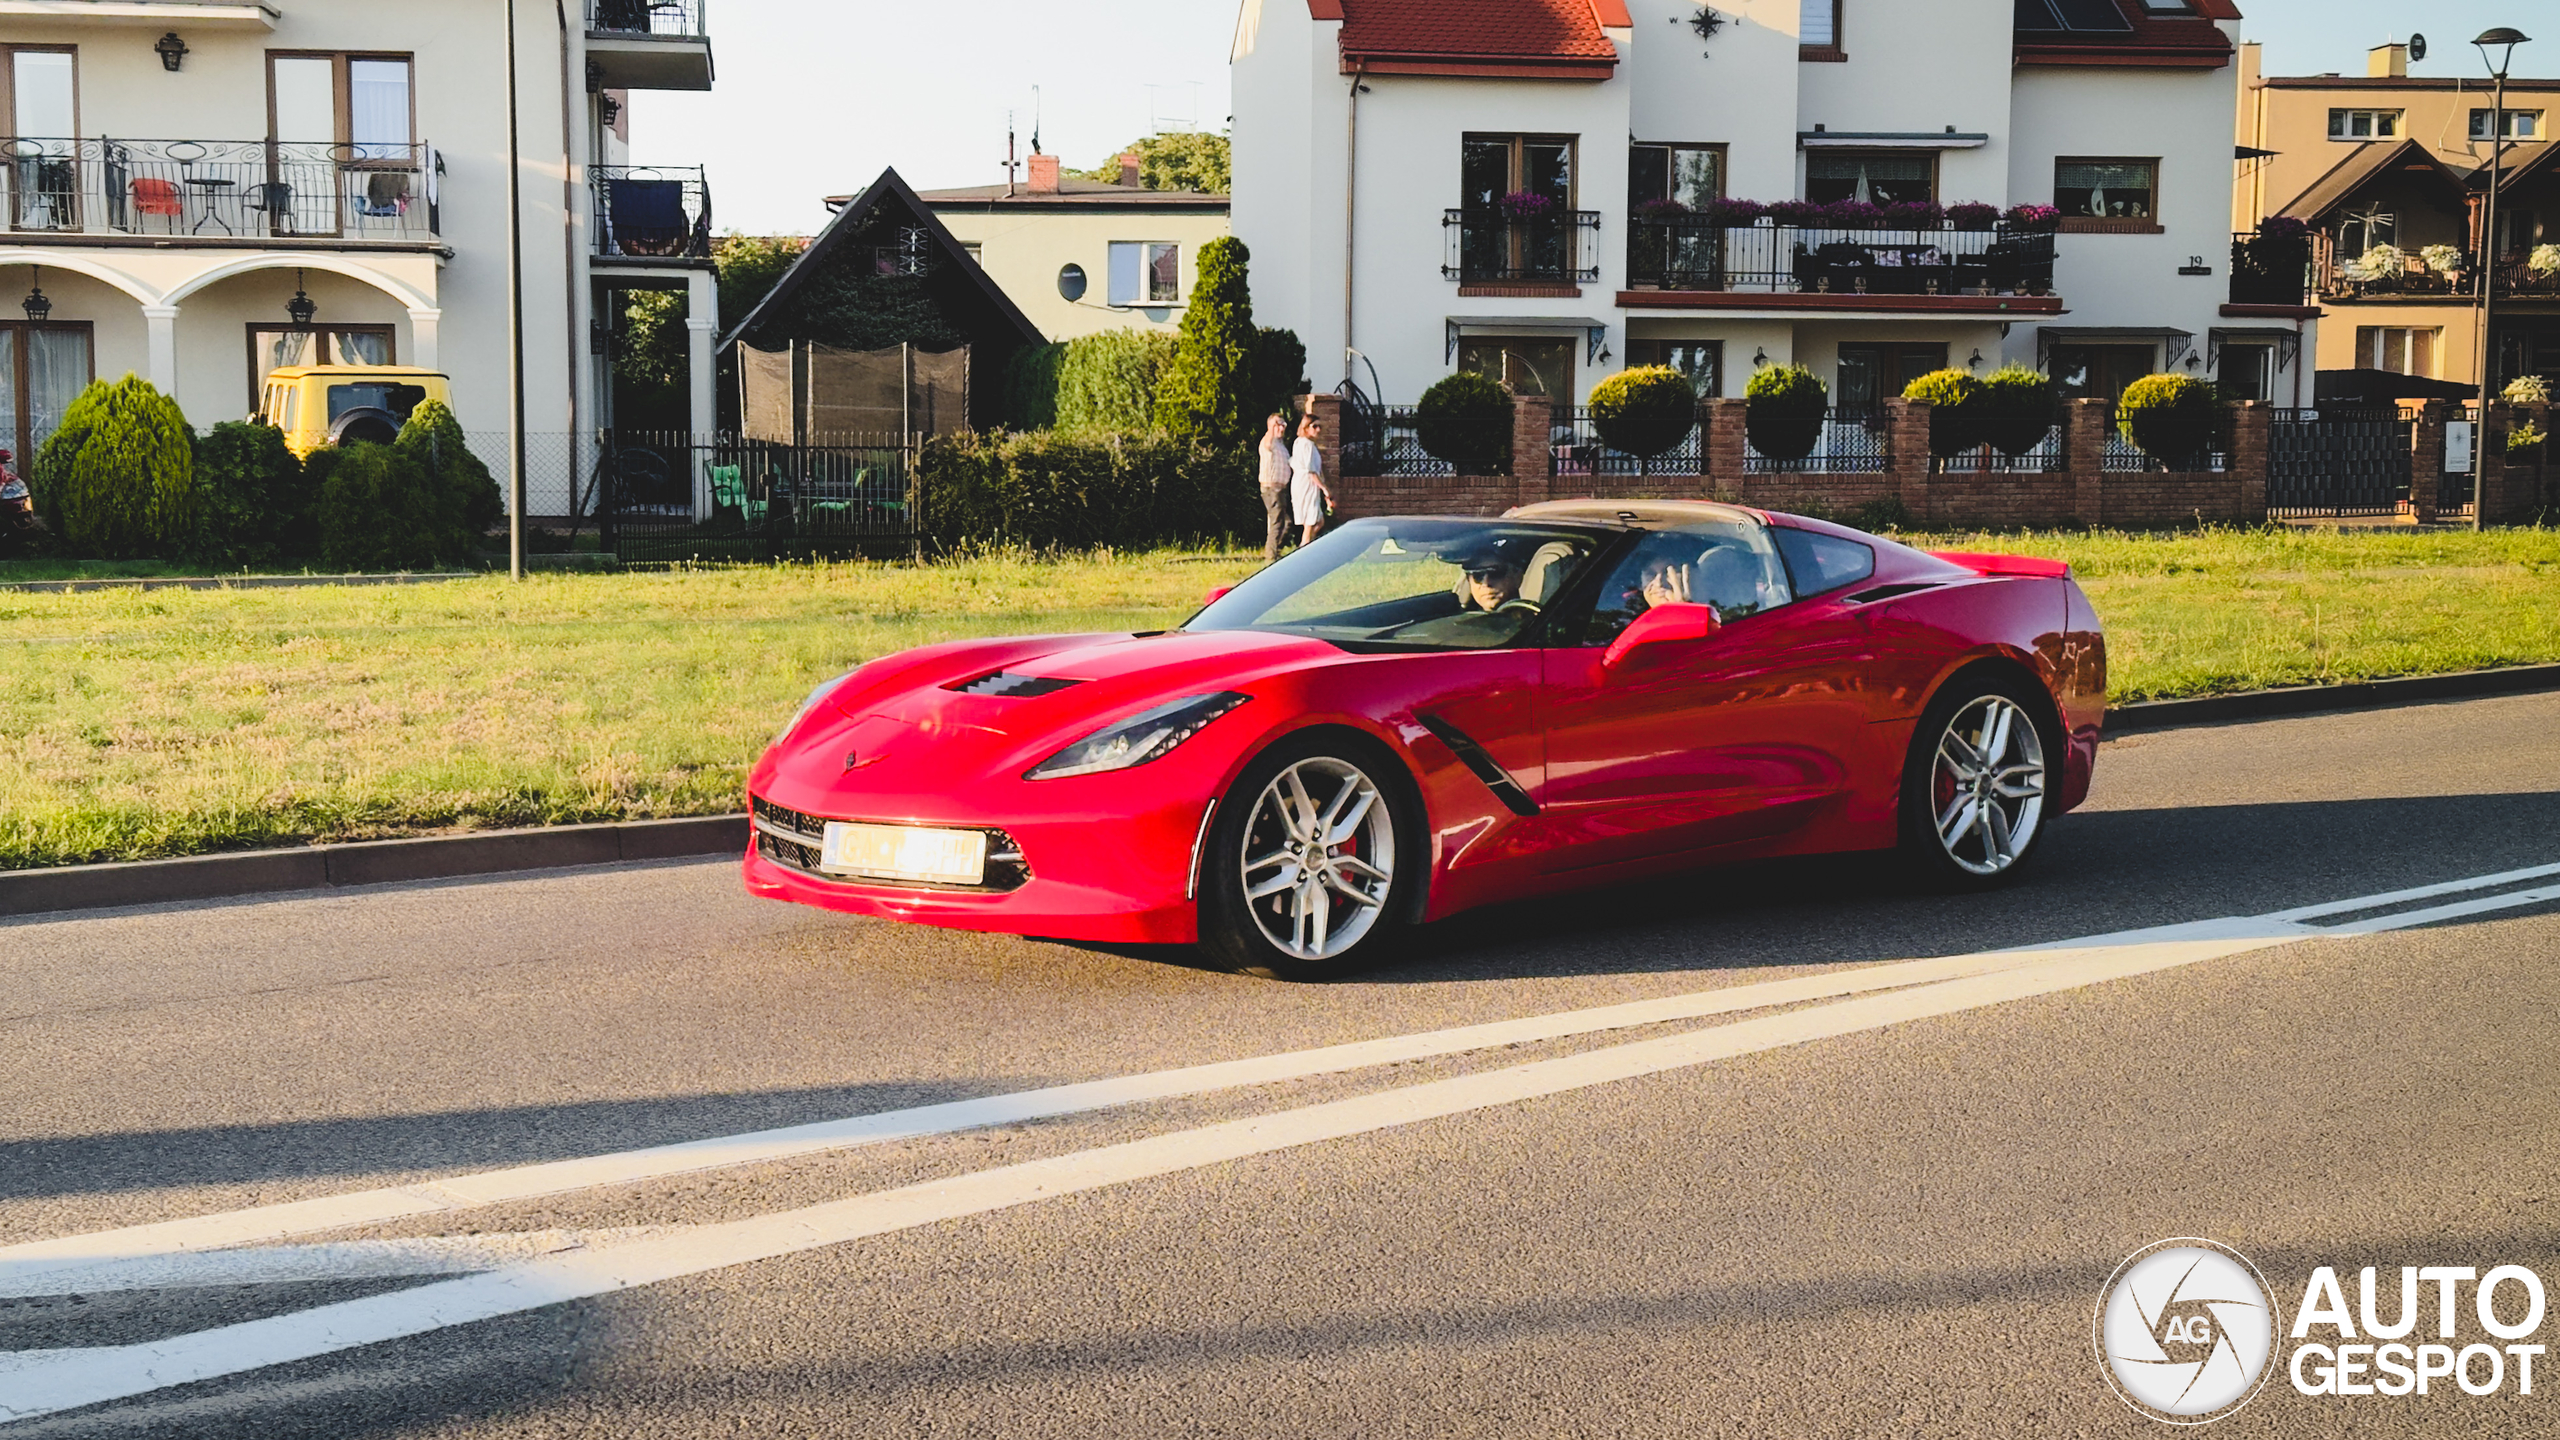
(1417, 713, 1539, 818)
(1846, 582, 1941, 605)
(948, 671, 1085, 698)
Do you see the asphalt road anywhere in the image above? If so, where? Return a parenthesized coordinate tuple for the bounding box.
(6, 692, 2560, 1437)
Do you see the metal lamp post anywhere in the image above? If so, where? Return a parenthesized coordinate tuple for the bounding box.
(505, 0, 529, 580)
(2471, 26, 2530, 532)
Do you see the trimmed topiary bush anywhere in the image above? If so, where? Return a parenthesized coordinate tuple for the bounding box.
(1588, 365, 1697, 465)
(2116, 373, 2218, 461)
(1415, 371, 1514, 473)
(1056, 329, 1177, 433)
(312, 442, 449, 571)
(1155, 236, 1258, 449)
(1744, 364, 1827, 461)
(1902, 368, 1986, 457)
(1976, 365, 2061, 456)
(36, 375, 195, 559)
(186, 421, 309, 569)
(394, 399, 502, 560)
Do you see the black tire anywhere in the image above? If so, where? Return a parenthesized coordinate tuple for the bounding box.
(328, 407, 403, 447)
(1199, 731, 1426, 981)
(1899, 669, 2060, 891)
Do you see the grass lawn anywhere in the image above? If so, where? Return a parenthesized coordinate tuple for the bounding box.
(5, 526, 2558, 869)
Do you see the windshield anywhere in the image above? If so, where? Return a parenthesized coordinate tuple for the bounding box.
(327, 382, 430, 423)
(1187, 518, 1607, 651)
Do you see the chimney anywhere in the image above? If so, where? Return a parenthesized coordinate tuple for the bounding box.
(1028, 152, 1060, 194)
(1117, 152, 1142, 188)
(2368, 42, 2408, 78)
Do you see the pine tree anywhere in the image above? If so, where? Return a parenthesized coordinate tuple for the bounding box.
(395, 399, 502, 559)
(39, 375, 195, 559)
(1153, 236, 1257, 449)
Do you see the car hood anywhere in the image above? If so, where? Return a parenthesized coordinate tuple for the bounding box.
(836, 628, 1346, 741)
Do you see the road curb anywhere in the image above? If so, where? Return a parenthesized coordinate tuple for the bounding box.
(0, 572, 476, 595)
(2104, 662, 2560, 733)
(1, 815, 745, 920)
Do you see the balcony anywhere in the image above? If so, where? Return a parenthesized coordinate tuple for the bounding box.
(1441, 208, 1601, 291)
(591, 165, 711, 263)
(2311, 236, 2560, 303)
(2227, 230, 2313, 308)
(1624, 216, 2056, 308)
(587, 0, 714, 91)
(2, 137, 439, 244)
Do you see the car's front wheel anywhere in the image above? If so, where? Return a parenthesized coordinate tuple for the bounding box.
(1900, 675, 2054, 889)
(1200, 734, 1420, 980)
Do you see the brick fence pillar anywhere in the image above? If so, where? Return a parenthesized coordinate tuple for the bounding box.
(2065, 398, 2111, 528)
(2409, 400, 2446, 522)
(2530, 402, 2556, 515)
(1511, 393, 1553, 510)
(1309, 391, 1345, 479)
(1886, 397, 1932, 524)
(2229, 401, 2271, 523)
(1704, 398, 1747, 502)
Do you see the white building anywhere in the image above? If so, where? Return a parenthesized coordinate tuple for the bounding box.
(1232, 0, 2314, 410)
(0, 0, 721, 513)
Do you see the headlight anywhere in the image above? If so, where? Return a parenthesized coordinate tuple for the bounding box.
(1025, 692, 1249, 780)
(775, 670, 856, 744)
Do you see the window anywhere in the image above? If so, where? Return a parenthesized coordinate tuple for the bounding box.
(2336, 207, 2395, 255)
(2051, 344, 2156, 401)
(2328, 109, 2403, 140)
(1625, 340, 1722, 399)
(1106, 242, 1178, 306)
(4, 46, 76, 138)
(1628, 144, 1724, 212)
(270, 53, 413, 154)
(2216, 343, 2274, 402)
(0, 322, 94, 464)
(1835, 344, 1947, 411)
(2357, 326, 2438, 377)
(2470, 109, 2543, 141)
(2017, 0, 2134, 32)
(1771, 528, 1876, 598)
(1800, 0, 1841, 56)
(2, 47, 78, 230)
(1805, 151, 1934, 206)
(1577, 521, 1795, 645)
(1462, 134, 1576, 213)
(2056, 158, 2156, 221)
(249, 326, 396, 409)
(1455, 337, 1574, 398)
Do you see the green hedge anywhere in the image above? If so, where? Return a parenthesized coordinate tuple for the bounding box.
(35, 375, 196, 559)
(313, 443, 450, 571)
(917, 429, 1257, 550)
(1056, 330, 1177, 433)
(187, 421, 311, 569)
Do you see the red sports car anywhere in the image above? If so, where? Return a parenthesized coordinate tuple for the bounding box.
(745, 500, 2105, 979)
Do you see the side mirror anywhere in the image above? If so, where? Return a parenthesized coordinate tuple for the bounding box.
(1202, 585, 1235, 606)
(1601, 602, 1719, 670)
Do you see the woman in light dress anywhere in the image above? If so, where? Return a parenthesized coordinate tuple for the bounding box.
(1288, 415, 1331, 548)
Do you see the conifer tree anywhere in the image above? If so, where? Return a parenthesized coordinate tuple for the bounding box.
(38, 375, 194, 558)
(1153, 236, 1257, 449)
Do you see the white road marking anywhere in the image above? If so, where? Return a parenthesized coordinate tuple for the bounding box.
(2265, 859, 2560, 922)
(2318, 881, 2560, 936)
(0, 1230, 668, 1300)
(0, 915, 2318, 1422)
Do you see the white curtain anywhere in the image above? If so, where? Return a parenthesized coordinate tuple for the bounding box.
(350, 60, 412, 160)
(25, 328, 91, 455)
(333, 330, 389, 366)
(0, 335, 17, 457)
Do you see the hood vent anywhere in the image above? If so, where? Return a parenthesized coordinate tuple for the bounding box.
(948, 670, 1085, 698)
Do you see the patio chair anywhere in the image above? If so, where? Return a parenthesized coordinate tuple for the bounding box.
(242, 181, 296, 235)
(708, 465, 764, 525)
(356, 171, 411, 222)
(605, 177, 687, 256)
(132, 177, 184, 233)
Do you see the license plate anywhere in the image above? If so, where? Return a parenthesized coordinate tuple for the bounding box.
(817, 822, 987, 885)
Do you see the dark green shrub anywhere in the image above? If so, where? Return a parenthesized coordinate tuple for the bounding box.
(916, 430, 1006, 544)
(186, 421, 309, 569)
(1977, 365, 2061, 456)
(915, 429, 1257, 550)
(2116, 373, 2217, 460)
(1744, 365, 1826, 461)
(1588, 365, 1698, 461)
(1251, 327, 1309, 427)
(1004, 343, 1065, 430)
(1851, 495, 1912, 532)
(1056, 330, 1176, 432)
(313, 442, 450, 571)
(37, 375, 195, 559)
(394, 399, 502, 559)
(1902, 368, 1986, 457)
(1416, 371, 1513, 473)
(1155, 236, 1258, 449)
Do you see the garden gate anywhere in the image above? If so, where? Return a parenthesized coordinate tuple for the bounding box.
(2266, 408, 2412, 518)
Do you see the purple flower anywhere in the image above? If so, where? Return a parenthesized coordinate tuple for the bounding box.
(1820, 199, 1889, 228)
(1947, 201, 2000, 231)
(1765, 198, 1825, 225)
(1883, 200, 1946, 228)
(1499, 190, 1558, 219)
(2004, 203, 2061, 229)
(1633, 197, 1691, 219)
(2256, 215, 2310, 244)
(1702, 197, 1766, 227)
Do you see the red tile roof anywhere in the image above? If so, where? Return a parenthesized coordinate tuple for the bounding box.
(1329, 0, 1622, 79)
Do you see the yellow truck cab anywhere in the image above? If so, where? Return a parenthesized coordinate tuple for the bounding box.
(257, 366, 454, 458)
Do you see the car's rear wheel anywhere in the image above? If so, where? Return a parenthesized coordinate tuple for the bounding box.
(1201, 734, 1420, 980)
(1900, 675, 2053, 889)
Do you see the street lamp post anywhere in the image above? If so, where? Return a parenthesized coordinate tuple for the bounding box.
(505, 0, 529, 580)
(2471, 27, 2530, 533)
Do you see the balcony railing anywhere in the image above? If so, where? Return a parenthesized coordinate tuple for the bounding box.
(1626, 217, 2055, 297)
(2, 137, 440, 241)
(1442, 208, 1602, 285)
(588, 0, 706, 37)
(592, 164, 711, 260)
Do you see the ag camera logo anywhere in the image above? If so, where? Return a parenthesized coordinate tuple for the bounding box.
(2095, 1238, 2280, 1424)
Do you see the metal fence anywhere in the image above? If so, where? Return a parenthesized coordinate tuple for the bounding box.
(2102, 430, 2226, 474)
(1626, 218, 2056, 296)
(2266, 407, 2411, 517)
(588, 0, 706, 36)
(1548, 407, 1703, 477)
(3, 136, 439, 240)
(1441, 209, 1602, 285)
(1933, 426, 2065, 474)
(588, 430, 917, 562)
(1343, 406, 1512, 478)
(591, 165, 711, 260)
(1745, 408, 1889, 474)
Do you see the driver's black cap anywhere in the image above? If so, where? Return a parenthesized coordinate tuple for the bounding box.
(1450, 535, 1530, 571)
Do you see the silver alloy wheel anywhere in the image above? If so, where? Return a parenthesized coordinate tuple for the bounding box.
(1929, 694, 2047, 877)
(1239, 756, 1397, 961)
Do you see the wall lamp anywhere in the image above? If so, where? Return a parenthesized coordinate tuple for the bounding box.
(155, 32, 189, 71)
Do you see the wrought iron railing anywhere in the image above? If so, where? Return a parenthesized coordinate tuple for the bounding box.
(591, 164, 711, 259)
(1627, 218, 2054, 296)
(591, 429, 918, 562)
(1, 136, 440, 240)
(1342, 406, 1512, 477)
(1442, 208, 1601, 284)
(1933, 426, 2065, 474)
(2311, 233, 2470, 299)
(2228, 231, 2313, 306)
(1549, 406, 1703, 477)
(588, 0, 707, 37)
(2102, 429, 2225, 474)
(1745, 408, 1889, 474)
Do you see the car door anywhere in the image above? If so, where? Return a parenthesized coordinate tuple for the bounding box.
(1536, 520, 1874, 872)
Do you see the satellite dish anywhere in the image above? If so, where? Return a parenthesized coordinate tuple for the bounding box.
(2409, 33, 2428, 63)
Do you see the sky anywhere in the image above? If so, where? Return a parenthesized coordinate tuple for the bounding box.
(632, 0, 2554, 237)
